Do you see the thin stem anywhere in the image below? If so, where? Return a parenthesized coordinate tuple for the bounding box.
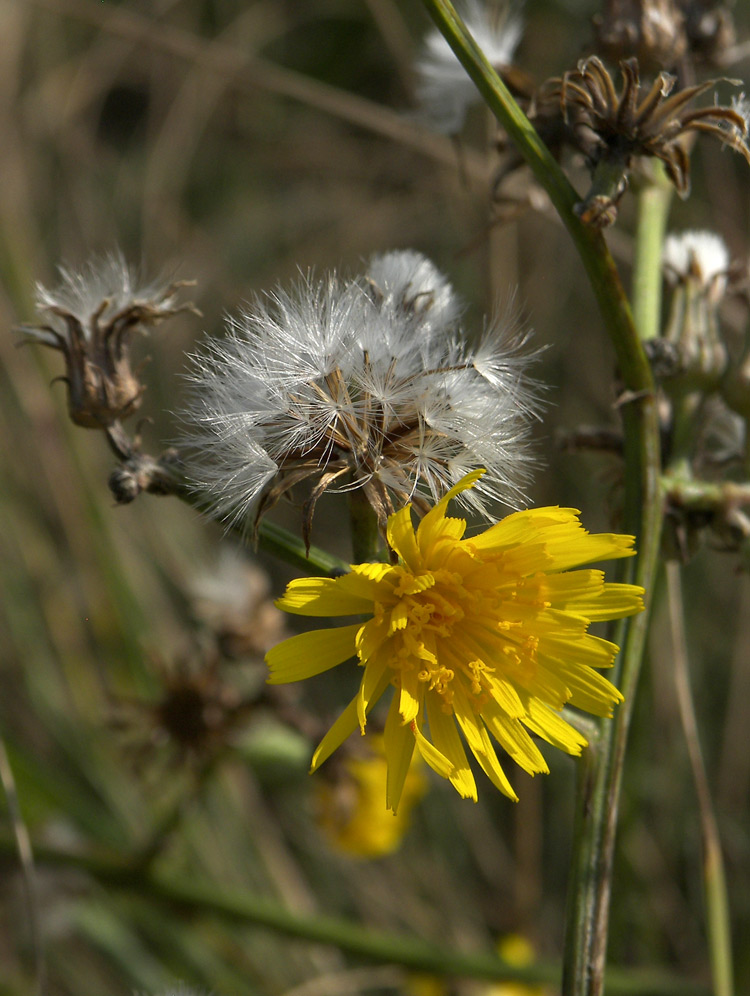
(418, 6, 663, 996)
(565, 176, 670, 996)
(632, 168, 673, 342)
(419, 0, 653, 393)
(0, 833, 713, 995)
(258, 519, 348, 577)
(348, 488, 383, 563)
(0, 737, 45, 995)
(666, 561, 734, 996)
(103, 419, 348, 577)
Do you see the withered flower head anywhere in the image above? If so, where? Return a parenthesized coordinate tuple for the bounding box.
(538, 56, 750, 226)
(593, 0, 688, 71)
(111, 651, 253, 770)
(18, 252, 196, 428)
(680, 0, 737, 67)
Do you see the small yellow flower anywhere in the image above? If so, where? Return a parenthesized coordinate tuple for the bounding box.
(487, 935, 546, 996)
(266, 471, 644, 810)
(315, 735, 427, 858)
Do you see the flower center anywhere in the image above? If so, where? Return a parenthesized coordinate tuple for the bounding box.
(387, 565, 504, 708)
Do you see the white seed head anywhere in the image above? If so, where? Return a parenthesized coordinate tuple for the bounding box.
(415, 0, 523, 134)
(663, 230, 730, 293)
(182, 255, 539, 535)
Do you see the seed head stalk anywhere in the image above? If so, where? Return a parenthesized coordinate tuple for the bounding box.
(348, 485, 384, 563)
(418, 4, 663, 995)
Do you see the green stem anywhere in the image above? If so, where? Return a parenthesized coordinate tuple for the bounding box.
(666, 562, 734, 996)
(662, 475, 750, 510)
(417, 6, 663, 995)
(632, 168, 673, 342)
(560, 207, 664, 996)
(420, 0, 652, 392)
(258, 519, 348, 576)
(129, 454, 348, 577)
(0, 833, 713, 995)
(348, 487, 384, 563)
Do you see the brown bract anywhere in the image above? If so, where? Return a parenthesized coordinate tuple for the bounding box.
(537, 56, 750, 225)
(251, 374, 437, 553)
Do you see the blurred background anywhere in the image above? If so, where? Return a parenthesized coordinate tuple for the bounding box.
(1, 0, 750, 993)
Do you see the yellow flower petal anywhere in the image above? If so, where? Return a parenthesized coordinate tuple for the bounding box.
(538, 633, 619, 672)
(387, 504, 421, 570)
(521, 697, 588, 756)
(545, 531, 637, 572)
(425, 693, 477, 801)
(467, 506, 578, 555)
(481, 699, 549, 776)
(357, 650, 390, 732)
(540, 659, 624, 716)
(564, 583, 645, 621)
(266, 623, 361, 683)
(398, 667, 422, 724)
(411, 718, 458, 785)
(417, 470, 483, 552)
(276, 576, 373, 616)
(384, 694, 417, 812)
(311, 666, 392, 773)
(453, 700, 519, 802)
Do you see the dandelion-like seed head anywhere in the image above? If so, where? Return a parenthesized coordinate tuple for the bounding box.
(651, 228, 730, 393)
(415, 0, 523, 134)
(267, 472, 644, 810)
(18, 252, 196, 427)
(183, 253, 539, 544)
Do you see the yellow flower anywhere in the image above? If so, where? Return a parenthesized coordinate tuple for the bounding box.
(266, 471, 644, 810)
(315, 735, 427, 858)
(486, 935, 546, 996)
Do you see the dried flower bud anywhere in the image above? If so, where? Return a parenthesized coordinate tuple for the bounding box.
(111, 652, 252, 769)
(680, 0, 737, 66)
(594, 0, 688, 71)
(108, 448, 181, 504)
(18, 253, 197, 428)
(651, 230, 731, 393)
